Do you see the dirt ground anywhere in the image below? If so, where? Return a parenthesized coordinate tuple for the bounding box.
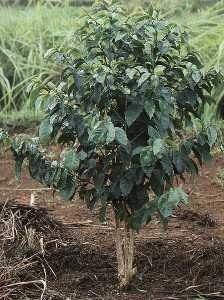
(1, 151, 224, 300)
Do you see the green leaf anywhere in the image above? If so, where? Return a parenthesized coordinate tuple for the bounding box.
(115, 127, 128, 146)
(186, 53, 203, 68)
(61, 149, 80, 171)
(120, 177, 133, 196)
(197, 143, 212, 162)
(173, 152, 185, 173)
(44, 96, 59, 114)
(35, 95, 44, 111)
(115, 32, 126, 42)
(140, 146, 156, 167)
(125, 103, 143, 127)
(207, 127, 217, 147)
(144, 101, 155, 119)
(158, 188, 188, 218)
(150, 169, 164, 195)
(59, 174, 76, 201)
(173, 188, 188, 205)
(88, 121, 105, 145)
(78, 150, 87, 161)
(148, 126, 160, 140)
(138, 71, 150, 87)
(95, 72, 106, 85)
(39, 118, 53, 145)
(126, 68, 137, 80)
(161, 155, 173, 176)
(153, 138, 163, 156)
(192, 70, 201, 83)
(106, 121, 115, 144)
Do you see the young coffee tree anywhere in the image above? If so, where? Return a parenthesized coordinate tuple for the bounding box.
(0, 1, 222, 288)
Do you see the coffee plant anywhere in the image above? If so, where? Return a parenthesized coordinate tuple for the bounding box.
(0, 1, 222, 287)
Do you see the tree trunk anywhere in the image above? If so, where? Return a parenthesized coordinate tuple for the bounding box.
(114, 218, 136, 288)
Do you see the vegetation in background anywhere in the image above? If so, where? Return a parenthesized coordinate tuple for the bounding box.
(0, 109, 44, 130)
(149, 0, 221, 14)
(0, 0, 93, 7)
(0, 4, 81, 126)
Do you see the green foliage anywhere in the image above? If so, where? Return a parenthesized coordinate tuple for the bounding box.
(147, 0, 220, 14)
(142, 1, 224, 128)
(0, 130, 76, 200)
(1, 2, 222, 230)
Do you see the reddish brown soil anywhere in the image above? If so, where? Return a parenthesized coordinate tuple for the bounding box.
(1, 151, 224, 299)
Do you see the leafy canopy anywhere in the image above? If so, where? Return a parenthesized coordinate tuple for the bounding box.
(1, 1, 222, 230)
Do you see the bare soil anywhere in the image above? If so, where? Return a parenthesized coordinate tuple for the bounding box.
(1, 151, 224, 299)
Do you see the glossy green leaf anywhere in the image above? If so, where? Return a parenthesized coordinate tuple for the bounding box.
(95, 72, 106, 85)
(158, 188, 188, 218)
(39, 118, 53, 145)
(61, 149, 80, 171)
(207, 126, 217, 147)
(115, 127, 128, 146)
(59, 175, 76, 201)
(106, 121, 115, 144)
(153, 138, 163, 155)
(144, 101, 155, 119)
(138, 72, 150, 87)
(126, 68, 137, 80)
(140, 146, 156, 167)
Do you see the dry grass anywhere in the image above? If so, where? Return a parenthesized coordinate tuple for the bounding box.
(0, 200, 62, 299)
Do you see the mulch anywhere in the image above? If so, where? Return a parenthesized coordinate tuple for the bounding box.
(1, 200, 224, 300)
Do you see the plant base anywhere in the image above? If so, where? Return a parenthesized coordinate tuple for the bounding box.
(115, 218, 136, 288)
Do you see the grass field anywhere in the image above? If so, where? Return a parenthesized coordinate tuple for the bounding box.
(0, 4, 82, 126)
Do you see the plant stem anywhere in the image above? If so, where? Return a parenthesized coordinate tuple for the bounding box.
(114, 217, 136, 288)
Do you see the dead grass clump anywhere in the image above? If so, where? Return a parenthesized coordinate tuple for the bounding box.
(0, 199, 64, 299)
(0, 200, 62, 257)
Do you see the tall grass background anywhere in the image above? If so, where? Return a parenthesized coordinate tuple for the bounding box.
(0, 0, 224, 127)
(0, 3, 81, 126)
